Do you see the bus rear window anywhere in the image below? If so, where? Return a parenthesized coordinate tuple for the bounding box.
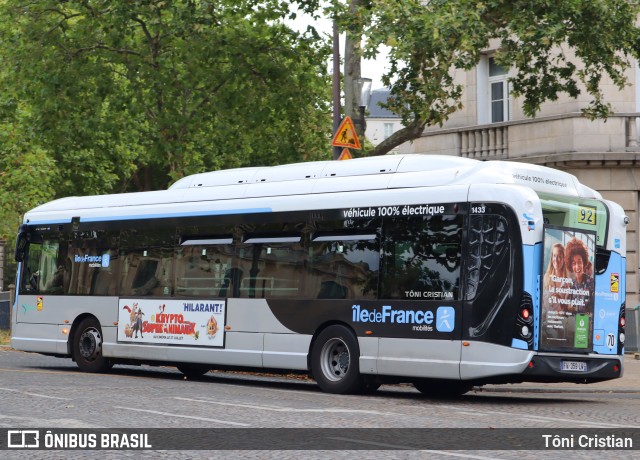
(539, 193, 608, 247)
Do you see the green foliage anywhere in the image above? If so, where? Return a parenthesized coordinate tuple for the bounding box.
(0, 0, 333, 196)
(330, 0, 640, 155)
(0, 105, 57, 239)
(0, 0, 334, 276)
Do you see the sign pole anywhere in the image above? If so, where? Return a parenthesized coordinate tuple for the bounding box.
(332, 20, 341, 160)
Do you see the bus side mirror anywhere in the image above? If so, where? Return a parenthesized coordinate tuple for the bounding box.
(14, 226, 28, 262)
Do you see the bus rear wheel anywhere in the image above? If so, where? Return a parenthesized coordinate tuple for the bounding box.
(177, 364, 211, 379)
(73, 317, 112, 373)
(311, 325, 364, 394)
(413, 379, 472, 398)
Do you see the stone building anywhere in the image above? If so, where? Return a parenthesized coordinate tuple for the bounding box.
(397, 53, 640, 307)
(364, 89, 402, 150)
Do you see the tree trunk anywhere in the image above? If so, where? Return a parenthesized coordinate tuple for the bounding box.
(343, 0, 365, 143)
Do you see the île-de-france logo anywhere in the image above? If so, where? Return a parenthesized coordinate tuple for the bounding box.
(436, 306, 455, 332)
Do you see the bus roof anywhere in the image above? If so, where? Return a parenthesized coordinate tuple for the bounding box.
(24, 155, 600, 222)
(168, 155, 597, 197)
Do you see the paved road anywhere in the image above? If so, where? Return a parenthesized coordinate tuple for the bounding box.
(1, 347, 639, 459)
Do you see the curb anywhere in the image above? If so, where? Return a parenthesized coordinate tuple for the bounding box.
(474, 386, 640, 394)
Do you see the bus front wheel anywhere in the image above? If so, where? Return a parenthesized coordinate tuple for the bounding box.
(72, 317, 112, 373)
(311, 325, 364, 394)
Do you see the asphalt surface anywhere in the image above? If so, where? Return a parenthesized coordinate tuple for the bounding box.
(1, 341, 638, 394)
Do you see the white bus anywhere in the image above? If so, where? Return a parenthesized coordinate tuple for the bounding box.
(11, 155, 628, 395)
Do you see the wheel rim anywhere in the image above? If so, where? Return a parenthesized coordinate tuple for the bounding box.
(320, 337, 350, 382)
(79, 328, 102, 362)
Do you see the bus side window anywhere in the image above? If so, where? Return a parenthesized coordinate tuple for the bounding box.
(235, 224, 307, 299)
(174, 243, 234, 298)
(309, 232, 379, 300)
(119, 250, 173, 296)
(22, 239, 66, 295)
(218, 267, 242, 298)
(66, 231, 119, 296)
(131, 259, 159, 295)
(118, 227, 175, 296)
(381, 215, 462, 300)
(23, 242, 43, 293)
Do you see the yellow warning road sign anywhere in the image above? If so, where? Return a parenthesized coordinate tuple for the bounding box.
(332, 116, 361, 150)
(338, 149, 352, 160)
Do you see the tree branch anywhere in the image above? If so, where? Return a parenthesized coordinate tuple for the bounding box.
(72, 44, 143, 58)
(366, 120, 427, 157)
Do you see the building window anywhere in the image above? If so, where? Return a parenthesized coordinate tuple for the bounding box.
(489, 57, 509, 123)
(384, 123, 394, 139)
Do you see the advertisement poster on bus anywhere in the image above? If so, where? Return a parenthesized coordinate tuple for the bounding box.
(540, 226, 596, 352)
(117, 299, 225, 347)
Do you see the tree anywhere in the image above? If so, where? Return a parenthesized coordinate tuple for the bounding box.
(0, 0, 333, 195)
(332, 0, 640, 156)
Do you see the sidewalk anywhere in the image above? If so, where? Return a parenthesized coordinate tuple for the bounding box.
(479, 353, 640, 393)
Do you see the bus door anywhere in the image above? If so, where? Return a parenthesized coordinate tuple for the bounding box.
(377, 209, 464, 380)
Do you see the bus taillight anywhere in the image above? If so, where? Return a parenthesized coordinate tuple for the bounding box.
(514, 292, 534, 349)
(617, 303, 626, 355)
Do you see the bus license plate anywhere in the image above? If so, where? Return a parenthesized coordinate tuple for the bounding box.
(561, 361, 587, 372)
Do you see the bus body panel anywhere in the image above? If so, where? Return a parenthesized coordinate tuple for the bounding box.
(103, 332, 265, 367)
(592, 251, 626, 355)
(524, 243, 543, 350)
(603, 199, 627, 253)
(11, 322, 64, 355)
(227, 299, 295, 334)
(262, 333, 311, 370)
(376, 338, 460, 379)
(460, 342, 534, 380)
(15, 295, 119, 326)
(358, 336, 379, 374)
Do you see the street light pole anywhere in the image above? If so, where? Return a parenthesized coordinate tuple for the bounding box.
(353, 77, 372, 145)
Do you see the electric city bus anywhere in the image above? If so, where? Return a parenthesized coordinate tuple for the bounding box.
(11, 155, 628, 395)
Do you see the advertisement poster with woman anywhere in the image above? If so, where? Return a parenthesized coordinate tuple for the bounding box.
(540, 226, 596, 351)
